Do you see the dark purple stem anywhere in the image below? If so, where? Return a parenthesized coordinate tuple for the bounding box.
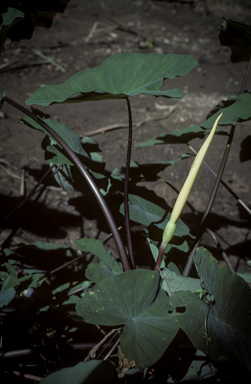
(154, 242, 166, 271)
(4, 96, 130, 272)
(124, 97, 136, 268)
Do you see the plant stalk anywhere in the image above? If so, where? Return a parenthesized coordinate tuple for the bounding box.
(182, 56, 251, 277)
(188, 145, 251, 216)
(4, 96, 130, 272)
(124, 97, 136, 268)
(154, 242, 167, 271)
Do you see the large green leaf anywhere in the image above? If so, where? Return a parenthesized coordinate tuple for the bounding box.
(76, 238, 123, 283)
(25, 53, 198, 106)
(170, 248, 251, 371)
(219, 18, 251, 63)
(111, 155, 191, 183)
(76, 270, 179, 369)
(201, 93, 251, 128)
(41, 360, 115, 384)
(120, 194, 191, 236)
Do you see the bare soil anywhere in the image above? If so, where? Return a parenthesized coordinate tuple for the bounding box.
(1, 0, 251, 273)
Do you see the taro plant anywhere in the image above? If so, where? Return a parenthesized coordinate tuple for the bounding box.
(1, 18, 251, 383)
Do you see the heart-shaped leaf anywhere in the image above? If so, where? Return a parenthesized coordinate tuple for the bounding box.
(170, 248, 251, 371)
(76, 269, 179, 368)
(26, 52, 198, 106)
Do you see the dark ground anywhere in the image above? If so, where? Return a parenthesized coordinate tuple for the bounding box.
(1, 0, 251, 273)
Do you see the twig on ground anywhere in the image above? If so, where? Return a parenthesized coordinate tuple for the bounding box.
(0, 159, 20, 180)
(84, 328, 121, 361)
(85, 21, 118, 42)
(103, 337, 120, 360)
(20, 169, 25, 196)
(109, 16, 156, 44)
(84, 106, 177, 136)
(8, 371, 43, 382)
(95, 324, 107, 336)
(85, 21, 98, 42)
(0, 60, 48, 73)
(32, 49, 66, 72)
(0, 59, 18, 71)
(205, 228, 235, 273)
(188, 145, 251, 216)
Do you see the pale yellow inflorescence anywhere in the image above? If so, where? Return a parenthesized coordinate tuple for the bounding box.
(162, 112, 223, 245)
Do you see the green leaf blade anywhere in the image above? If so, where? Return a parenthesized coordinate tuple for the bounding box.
(201, 93, 251, 128)
(120, 194, 191, 237)
(76, 270, 179, 368)
(26, 52, 198, 106)
(121, 295, 178, 369)
(170, 248, 251, 371)
(76, 238, 123, 283)
(1, 8, 24, 27)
